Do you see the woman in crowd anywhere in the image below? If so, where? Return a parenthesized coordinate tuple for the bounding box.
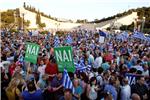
(5, 78, 21, 100)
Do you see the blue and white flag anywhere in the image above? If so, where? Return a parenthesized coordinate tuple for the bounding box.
(116, 31, 128, 41)
(54, 36, 60, 47)
(99, 30, 106, 37)
(146, 36, 150, 42)
(17, 53, 24, 65)
(131, 31, 146, 40)
(28, 31, 32, 37)
(63, 69, 75, 94)
(66, 34, 73, 44)
(74, 61, 92, 72)
(45, 32, 51, 41)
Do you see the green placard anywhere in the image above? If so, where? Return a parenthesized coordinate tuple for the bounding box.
(25, 42, 40, 64)
(54, 46, 75, 73)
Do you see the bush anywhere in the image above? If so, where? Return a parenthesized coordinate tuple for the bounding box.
(40, 31, 48, 35)
(9, 29, 18, 33)
(56, 31, 65, 36)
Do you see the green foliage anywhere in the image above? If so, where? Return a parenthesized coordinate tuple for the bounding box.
(76, 19, 88, 23)
(92, 7, 150, 32)
(40, 30, 48, 34)
(38, 23, 46, 28)
(24, 20, 30, 27)
(1, 9, 30, 30)
(120, 22, 134, 32)
(9, 29, 19, 33)
(23, 3, 59, 22)
(143, 28, 150, 33)
(106, 27, 111, 31)
(23, 2, 26, 8)
(36, 13, 46, 28)
(91, 7, 150, 24)
(1, 10, 14, 24)
(56, 31, 65, 37)
(36, 13, 41, 25)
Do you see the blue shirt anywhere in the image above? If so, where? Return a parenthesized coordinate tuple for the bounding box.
(22, 90, 43, 100)
(75, 86, 83, 96)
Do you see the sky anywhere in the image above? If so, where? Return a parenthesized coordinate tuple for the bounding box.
(0, 0, 150, 21)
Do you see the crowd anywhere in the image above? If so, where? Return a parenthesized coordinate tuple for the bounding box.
(1, 29, 150, 100)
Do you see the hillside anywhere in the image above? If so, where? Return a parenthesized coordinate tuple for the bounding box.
(91, 7, 150, 23)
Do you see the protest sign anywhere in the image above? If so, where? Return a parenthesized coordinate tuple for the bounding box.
(99, 36, 105, 43)
(25, 42, 40, 64)
(54, 46, 75, 72)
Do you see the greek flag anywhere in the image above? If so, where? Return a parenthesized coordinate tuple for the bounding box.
(28, 31, 32, 37)
(99, 30, 106, 37)
(116, 31, 128, 41)
(74, 62, 87, 72)
(45, 32, 50, 41)
(54, 36, 60, 47)
(63, 69, 75, 94)
(131, 31, 146, 40)
(16, 53, 24, 65)
(66, 34, 73, 44)
(74, 62, 92, 72)
(146, 36, 150, 42)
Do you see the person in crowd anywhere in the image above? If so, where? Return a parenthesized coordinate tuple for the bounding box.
(21, 79, 43, 100)
(86, 51, 94, 66)
(131, 76, 148, 100)
(104, 76, 118, 100)
(38, 60, 46, 75)
(101, 60, 110, 71)
(1, 66, 10, 100)
(132, 60, 143, 72)
(80, 72, 89, 100)
(73, 78, 83, 99)
(51, 72, 64, 100)
(59, 89, 77, 100)
(1, 29, 150, 100)
(101, 92, 113, 100)
(94, 52, 103, 69)
(5, 78, 21, 100)
(87, 77, 99, 100)
(45, 56, 58, 81)
(37, 74, 48, 92)
(131, 93, 141, 100)
(142, 63, 149, 77)
(120, 77, 131, 100)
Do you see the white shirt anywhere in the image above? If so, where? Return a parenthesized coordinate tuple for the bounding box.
(120, 85, 131, 100)
(142, 70, 149, 76)
(38, 65, 46, 75)
(88, 54, 94, 64)
(94, 56, 103, 68)
(96, 75, 103, 86)
(132, 65, 143, 72)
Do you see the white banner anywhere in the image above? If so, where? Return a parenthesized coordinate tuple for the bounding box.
(99, 36, 105, 43)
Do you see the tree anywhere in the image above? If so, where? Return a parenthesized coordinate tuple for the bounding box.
(24, 20, 30, 27)
(1, 9, 30, 31)
(120, 22, 134, 32)
(38, 23, 46, 28)
(23, 2, 26, 8)
(36, 13, 41, 25)
(1, 10, 15, 30)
